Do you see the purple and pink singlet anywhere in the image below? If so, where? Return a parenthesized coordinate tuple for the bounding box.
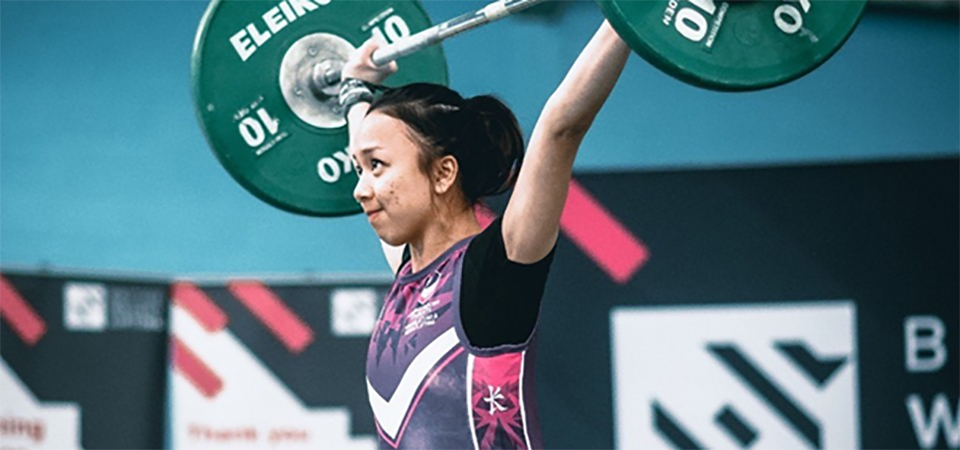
(366, 231, 545, 449)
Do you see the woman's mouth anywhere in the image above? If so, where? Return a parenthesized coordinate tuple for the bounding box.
(366, 208, 383, 220)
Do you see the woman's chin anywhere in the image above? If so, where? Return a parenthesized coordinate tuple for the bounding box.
(374, 228, 404, 247)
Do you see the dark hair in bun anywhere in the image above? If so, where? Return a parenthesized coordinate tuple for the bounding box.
(368, 83, 524, 204)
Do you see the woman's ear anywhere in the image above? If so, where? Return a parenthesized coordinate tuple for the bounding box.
(432, 155, 460, 195)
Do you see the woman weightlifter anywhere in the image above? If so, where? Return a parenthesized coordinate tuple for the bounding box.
(341, 19, 629, 449)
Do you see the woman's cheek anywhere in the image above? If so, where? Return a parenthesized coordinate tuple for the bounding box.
(383, 177, 403, 208)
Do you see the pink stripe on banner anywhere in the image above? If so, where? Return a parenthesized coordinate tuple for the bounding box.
(172, 336, 223, 398)
(560, 179, 649, 284)
(475, 204, 497, 230)
(0, 275, 47, 346)
(228, 281, 315, 354)
(172, 282, 228, 332)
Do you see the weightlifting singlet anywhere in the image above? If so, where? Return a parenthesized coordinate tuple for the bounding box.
(366, 222, 549, 449)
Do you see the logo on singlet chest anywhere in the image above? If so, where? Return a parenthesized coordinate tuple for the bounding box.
(403, 271, 442, 336)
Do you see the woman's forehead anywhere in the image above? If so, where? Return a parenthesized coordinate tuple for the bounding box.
(362, 110, 401, 129)
(353, 112, 417, 157)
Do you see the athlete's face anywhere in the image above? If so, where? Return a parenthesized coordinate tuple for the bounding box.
(352, 111, 435, 246)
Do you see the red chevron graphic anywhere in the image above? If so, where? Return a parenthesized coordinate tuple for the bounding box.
(172, 282, 228, 333)
(228, 281, 315, 354)
(172, 336, 223, 398)
(560, 179, 649, 284)
(0, 275, 47, 346)
(475, 203, 497, 230)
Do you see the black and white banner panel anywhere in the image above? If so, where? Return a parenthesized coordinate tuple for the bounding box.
(0, 272, 169, 449)
(167, 278, 391, 448)
(524, 157, 958, 449)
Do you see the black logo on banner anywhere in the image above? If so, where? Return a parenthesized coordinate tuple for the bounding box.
(652, 342, 848, 449)
(612, 302, 858, 449)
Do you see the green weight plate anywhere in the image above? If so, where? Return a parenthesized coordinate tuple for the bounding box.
(192, 0, 449, 216)
(597, 0, 866, 91)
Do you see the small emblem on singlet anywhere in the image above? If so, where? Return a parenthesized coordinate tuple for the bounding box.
(419, 270, 441, 301)
(483, 385, 508, 415)
(404, 299, 440, 335)
(403, 270, 444, 335)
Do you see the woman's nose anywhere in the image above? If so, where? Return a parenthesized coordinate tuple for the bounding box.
(353, 173, 372, 203)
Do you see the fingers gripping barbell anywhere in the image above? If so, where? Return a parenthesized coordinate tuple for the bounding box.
(191, 0, 866, 217)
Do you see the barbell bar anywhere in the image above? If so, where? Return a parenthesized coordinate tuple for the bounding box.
(314, 0, 547, 90)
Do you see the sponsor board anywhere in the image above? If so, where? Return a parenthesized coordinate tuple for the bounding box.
(0, 360, 80, 449)
(169, 281, 389, 448)
(0, 273, 169, 449)
(612, 302, 859, 448)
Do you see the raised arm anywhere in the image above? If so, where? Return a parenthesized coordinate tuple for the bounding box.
(343, 39, 404, 273)
(502, 20, 630, 263)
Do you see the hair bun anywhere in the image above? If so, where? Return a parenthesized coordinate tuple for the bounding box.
(458, 95, 524, 200)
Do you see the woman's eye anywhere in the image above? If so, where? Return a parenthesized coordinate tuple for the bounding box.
(371, 159, 384, 170)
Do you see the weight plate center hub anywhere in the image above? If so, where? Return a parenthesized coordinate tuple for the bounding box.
(279, 32, 355, 129)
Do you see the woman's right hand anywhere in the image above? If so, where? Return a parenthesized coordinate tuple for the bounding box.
(341, 37, 398, 85)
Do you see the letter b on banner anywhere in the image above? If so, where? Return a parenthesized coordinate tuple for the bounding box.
(905, 315, 948, 373)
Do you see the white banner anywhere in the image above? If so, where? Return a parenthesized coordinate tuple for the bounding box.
(612, 301, 859, 449)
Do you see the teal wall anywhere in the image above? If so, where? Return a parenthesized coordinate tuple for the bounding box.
(1, 1, 957, 276)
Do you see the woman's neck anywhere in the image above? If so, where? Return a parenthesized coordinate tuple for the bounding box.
(406, 204, 481, 274)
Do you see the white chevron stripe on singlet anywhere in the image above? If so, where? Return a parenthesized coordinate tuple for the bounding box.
(519, 352, 532, 449)
(367, 327, 460, 439)
(467, 355, 479, 450)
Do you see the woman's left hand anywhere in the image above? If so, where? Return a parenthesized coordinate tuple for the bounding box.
(341, 37, 398, 85)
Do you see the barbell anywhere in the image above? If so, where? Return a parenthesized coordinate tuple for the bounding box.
(190, 0, 866, 217)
